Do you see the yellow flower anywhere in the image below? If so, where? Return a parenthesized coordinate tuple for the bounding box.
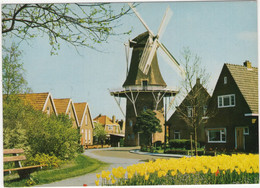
(111, 179, 116, 184)
(96, 174, 100, 179)
(145, 174, 149, 180)
(95, 180, 99, 186)
(171, 170, 177, 176)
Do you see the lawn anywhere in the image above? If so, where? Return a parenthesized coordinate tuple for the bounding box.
(4, 154, 108, 187)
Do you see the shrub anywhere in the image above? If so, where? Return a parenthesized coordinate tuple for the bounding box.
(3, 96, 81, 160)
(26, 153, 62, 168)
(169, 139, 200, 150)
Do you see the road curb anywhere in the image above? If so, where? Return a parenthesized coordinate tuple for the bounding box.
(129, 149, 191, 158)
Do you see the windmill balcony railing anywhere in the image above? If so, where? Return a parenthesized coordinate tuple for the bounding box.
(109, 85, 179, 93)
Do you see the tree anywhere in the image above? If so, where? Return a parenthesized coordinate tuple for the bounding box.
(3, 95, 81, 160)
(133, 109, 162, 147)
(174, 47, 211, 155)
(93, 122, 107, 145)
(2, 43, 32, 95)
(2, 3, 132, 54)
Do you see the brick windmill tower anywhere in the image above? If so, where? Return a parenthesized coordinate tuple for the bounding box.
(110, 4, 185, 146)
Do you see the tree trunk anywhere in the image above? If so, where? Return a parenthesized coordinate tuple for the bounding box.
(194, 127, 198, 156)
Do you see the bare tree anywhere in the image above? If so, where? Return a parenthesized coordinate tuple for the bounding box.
(175, 47, 211, 155)
(2, 3, 132, 54)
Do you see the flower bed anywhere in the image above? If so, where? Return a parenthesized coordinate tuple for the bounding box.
(95, 154, 259, 185)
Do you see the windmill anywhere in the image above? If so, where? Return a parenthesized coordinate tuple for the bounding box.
(128, 3, 185, 77)
(109, 4, 185, 146)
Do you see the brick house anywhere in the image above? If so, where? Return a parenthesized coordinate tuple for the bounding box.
(17, 92, 57, 116)
(205, 61, 258, 152)
(93, 115, 121, 134)
(74, 102, 94, 146)
(167, 79, 210, 145)
(54, 98, 79, 129)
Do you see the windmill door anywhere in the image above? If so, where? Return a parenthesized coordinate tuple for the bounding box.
(236, 127, 244, 150)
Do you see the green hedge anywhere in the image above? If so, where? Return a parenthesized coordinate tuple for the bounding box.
(168, 139, 200, 150)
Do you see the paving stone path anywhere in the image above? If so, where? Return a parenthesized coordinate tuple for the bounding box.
(38, 147, 171, 187)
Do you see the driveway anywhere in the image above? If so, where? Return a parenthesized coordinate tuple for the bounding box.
(38, 147, 171, 187)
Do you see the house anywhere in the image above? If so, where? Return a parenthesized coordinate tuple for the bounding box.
(167, 79, 210, 145)
(205, 61, 258, 152)
(93, 115, 124, 146)
(17, 92, 57, 116)
(53, 98, 79, 129)
(74, 102, 94, 146)
(93, 115, 122, 134)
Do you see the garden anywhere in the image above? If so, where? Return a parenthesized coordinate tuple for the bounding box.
(96, 153, 259, 185)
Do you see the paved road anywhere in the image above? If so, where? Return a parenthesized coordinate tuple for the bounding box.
(38, 147, 172, 187)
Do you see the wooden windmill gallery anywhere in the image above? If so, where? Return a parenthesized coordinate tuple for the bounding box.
(109, 4, 186, 146)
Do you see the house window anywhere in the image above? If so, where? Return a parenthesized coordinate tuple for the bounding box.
(203, 105, 207, 116)
(81, 129, 84, 134)
(207, 128, 226, 143)
(218, 94, 235, 108)
(187, 106, 193, 117)
(108, 125, 113, 130)
(68, 110, 71, 118)
(85, 130, 88, 142)
(224, 76, 227, 84)
(174, 130, 180, 139)
(243, 127, 249, 135)
(85, 114, 88, 125)
(131, 134, 135, 140)
(129, 120, 133, 127)
(47, 107, 50, 116)
(89, 130, 91, 142)
(143, 106, 147, 111)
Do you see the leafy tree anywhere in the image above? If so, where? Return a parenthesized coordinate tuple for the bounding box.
(3, 95, 81, 160)
(133, 109, 162, 147)
(93, 122, 107, 144)
(2, 43, 32, 96)
(2, 3, 132, 54)
(174, 47, 211, 155)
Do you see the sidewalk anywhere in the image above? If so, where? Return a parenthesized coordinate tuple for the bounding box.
(37, 148, 143, 187)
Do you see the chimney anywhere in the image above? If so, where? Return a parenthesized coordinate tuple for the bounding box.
(243, 60, 252, 69)
(112, 115, 116, 123)
(196, 78, 200, 84)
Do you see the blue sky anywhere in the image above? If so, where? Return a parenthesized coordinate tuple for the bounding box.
(2, 0, 258, 120)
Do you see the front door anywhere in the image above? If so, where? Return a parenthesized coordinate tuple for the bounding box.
(236, 128, 244, 150)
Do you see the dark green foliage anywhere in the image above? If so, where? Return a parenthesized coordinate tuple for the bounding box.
(3, 95, 81, 160)
(168, 139, 200, 150)
(134, 109, 162, 146)
(93, 122, 107, 144)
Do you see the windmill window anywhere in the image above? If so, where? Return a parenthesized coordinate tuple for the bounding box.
(142, 80, 148, 90)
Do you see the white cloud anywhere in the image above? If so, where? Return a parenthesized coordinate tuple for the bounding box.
(237, 31, 258, 41)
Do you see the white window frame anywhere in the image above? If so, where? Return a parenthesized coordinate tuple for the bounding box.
(187, 106, 193, 117)
(85, 129, 88, 143)
(243, 127, 249, 135)
(218, 94, 235, 108)
(207, 128, 226, 143)
(174, 130, 180, 139)
(224, 76, 227, 84)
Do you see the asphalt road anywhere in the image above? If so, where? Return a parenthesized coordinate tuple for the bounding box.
(37, 147, 171, 187)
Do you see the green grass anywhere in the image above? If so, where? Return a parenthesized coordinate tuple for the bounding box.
(4, 154, 108, 187)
